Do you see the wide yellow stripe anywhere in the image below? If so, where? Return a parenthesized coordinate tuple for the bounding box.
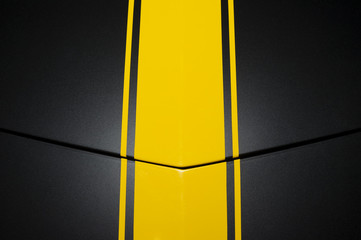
(234, 160, 241, 240)
(228, 0, 239, 158)
(118, 159, 128, 240)
(120, 0, 135, 156)
(133, 161, 228, 240)
(134, 0, 225, 167)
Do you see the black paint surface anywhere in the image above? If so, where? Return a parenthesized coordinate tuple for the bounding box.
(0, 0, 128, 154)
(241, 133, 361, 240)
(1, 132, 120, 240)
(235, 0, 361, 154)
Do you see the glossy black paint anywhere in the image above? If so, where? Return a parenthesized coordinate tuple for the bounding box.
(235, 0, 361, 154)
(0, 0, 128, 154)
(241, 132, 361, 240)
(1, 132, 120, 240)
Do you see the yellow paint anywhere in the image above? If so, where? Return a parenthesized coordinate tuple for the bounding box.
(228, 0, 239, 158)
(119, 0, 241, 238)
(118, 159, 128, 240)
(120, 0, 135, 156)
(234, 159, 241, 240)
(133, 161, 228, 240)
(134, 0, 225, 167)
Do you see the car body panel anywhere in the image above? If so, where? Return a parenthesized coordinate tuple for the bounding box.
(1, 0, 361, 239)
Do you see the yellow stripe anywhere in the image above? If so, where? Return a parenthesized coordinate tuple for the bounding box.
(118, 159, 128, 240)
(119, 1, 135, 237)
(133, 161, 228, 239)
(119, 1, 240, 239)
(234, 160, 241, 239)
(133, 0, 225, 167)
(120, 0, 135, 157)
(229, 1, 240, 238)
(228, 0, 239, 158)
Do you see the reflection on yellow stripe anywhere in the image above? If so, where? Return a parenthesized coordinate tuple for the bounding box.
(133, 161, 228, 240)
(134, 0, 225, 167)
(120, 0, 135, 157)
(234, 159, 241, 240)
(228, 0, 239, 158)
(118, 159, 128, 240)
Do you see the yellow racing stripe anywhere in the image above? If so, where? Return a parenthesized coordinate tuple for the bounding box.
(228, 0, 239, 158)
(118, 159, 128, 240)
(234, 159, 241, 240)
(120, 0, 135, 157)
(228, 0, 241, 238)
(119, 0, 241, 239)
(119, 0, 136, 238)
(133, 0, 225, 167)
(133, 161, 228, 240)
(120, 0, 240, 166)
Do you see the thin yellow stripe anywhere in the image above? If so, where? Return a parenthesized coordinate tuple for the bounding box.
(120, 0, 135, 157)
(234, 160, 241, 240)
(119, 159, 128, 240)
(119, 0, 135, 239)
(228, 0, 239, 158)
(228, 1, 241, 237)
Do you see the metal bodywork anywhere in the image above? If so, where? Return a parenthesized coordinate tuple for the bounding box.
(1, 0, 361, 239)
